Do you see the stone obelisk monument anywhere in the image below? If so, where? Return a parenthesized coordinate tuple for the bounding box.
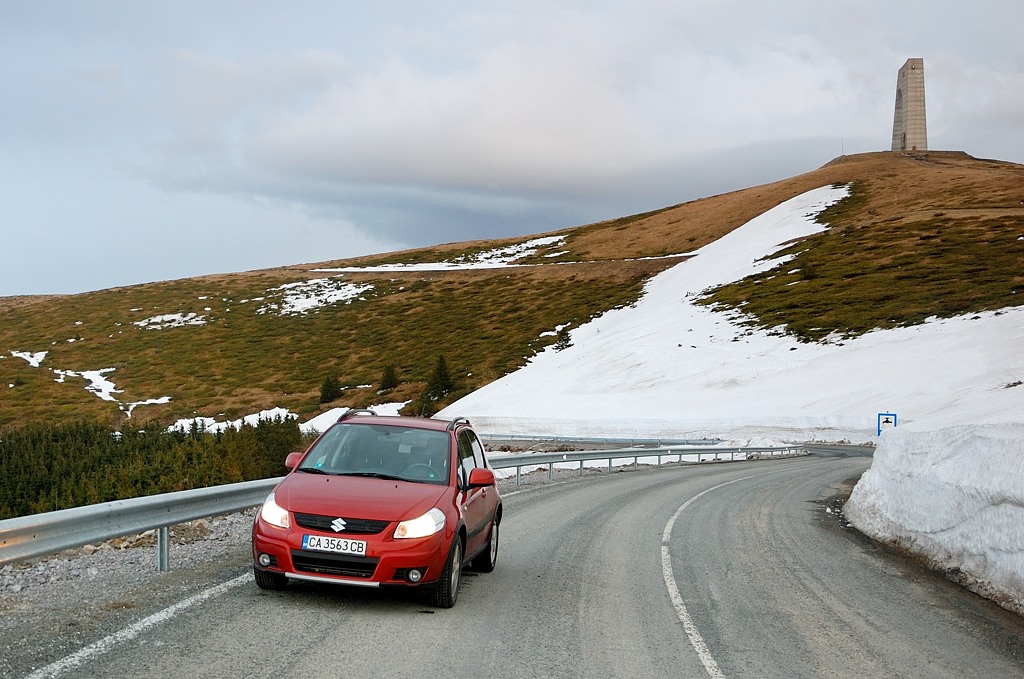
(891, 58, 928, 152)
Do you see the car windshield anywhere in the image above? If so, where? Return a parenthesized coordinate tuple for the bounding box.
(296, 423, 450, 484)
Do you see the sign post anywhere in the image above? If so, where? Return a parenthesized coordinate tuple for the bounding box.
(877, 412, 898, 436)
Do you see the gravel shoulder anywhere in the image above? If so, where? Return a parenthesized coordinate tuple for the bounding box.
(0, 511, 257, 678)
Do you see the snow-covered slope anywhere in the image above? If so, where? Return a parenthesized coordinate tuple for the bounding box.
(439, 186, 1024, 441)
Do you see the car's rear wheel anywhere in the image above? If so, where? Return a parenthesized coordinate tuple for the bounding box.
(471, 519, 498, 572)
(253, 566, 287, 590)
(429, 537, 462, 608)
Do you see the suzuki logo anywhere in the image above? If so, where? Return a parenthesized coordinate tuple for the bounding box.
(331, 517, 347, 532)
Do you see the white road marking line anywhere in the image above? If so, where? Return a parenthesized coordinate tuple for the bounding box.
(24, 572, 251, 679)
(661, 475, 754, 679)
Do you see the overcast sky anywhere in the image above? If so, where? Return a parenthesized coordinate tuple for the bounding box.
(2, 1, 1022, 297)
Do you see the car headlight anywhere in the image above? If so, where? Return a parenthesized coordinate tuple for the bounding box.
(260, 492, 290, 529)
(394, 508, 446, 539)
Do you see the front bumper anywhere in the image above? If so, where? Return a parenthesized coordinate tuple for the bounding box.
(252, 517, 451, 587)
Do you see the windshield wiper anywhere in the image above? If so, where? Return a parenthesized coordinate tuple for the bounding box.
(296, 467, 330, 475)
(338, 471, 406, 481)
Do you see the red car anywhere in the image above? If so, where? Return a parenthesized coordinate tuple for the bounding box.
(252, 410, 501, 607)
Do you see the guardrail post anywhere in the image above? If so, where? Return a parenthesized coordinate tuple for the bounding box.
(579, 460, 584, 477)
(547, 462, 553, 480)
(157, 526, 170, 572)
(515, 466, 522, 486)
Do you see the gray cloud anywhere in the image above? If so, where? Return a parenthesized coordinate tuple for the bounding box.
(1, 1, 1022, 295)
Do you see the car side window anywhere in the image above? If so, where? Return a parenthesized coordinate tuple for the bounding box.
(468, 432, 489, 469)
(457, 431, 476, 486)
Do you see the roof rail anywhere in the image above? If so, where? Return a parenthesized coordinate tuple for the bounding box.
(446, 416, 471, 431)
(337, 408, 378, 422)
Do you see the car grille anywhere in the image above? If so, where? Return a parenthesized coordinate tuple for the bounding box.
(293, 513, 390, 534)
(291, 551, 379, 578)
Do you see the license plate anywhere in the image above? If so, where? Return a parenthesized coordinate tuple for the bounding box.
(302, 534, 367, 556)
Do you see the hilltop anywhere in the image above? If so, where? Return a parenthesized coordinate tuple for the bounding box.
(1, 151, 1022, 430)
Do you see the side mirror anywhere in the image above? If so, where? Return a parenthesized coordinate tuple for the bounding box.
(467, 467, 496, 488)
(285, 452, 303, 470)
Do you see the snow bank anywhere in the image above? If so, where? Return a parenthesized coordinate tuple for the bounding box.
(845, 425, 1024, 614)
(460, 416, 841, 448)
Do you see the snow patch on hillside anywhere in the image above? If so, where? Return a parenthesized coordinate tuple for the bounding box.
(53, 368, 122, 402)
(315, 235, 567, 272)
(168, 407, 296, 434)
(10, 351, 47, 367)
(133, 313, 208, 330)
(168, 402, 410, 436)
(255, 278, 373, 315)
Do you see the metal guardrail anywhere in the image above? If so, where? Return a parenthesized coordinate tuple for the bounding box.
(491, 445, 805, 485)
(0, 477, 279, 571)
(480, 433, 723, 447)
(0, 444, 803, 572)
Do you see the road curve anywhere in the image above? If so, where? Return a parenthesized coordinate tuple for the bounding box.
(13, 455, 1024, 678)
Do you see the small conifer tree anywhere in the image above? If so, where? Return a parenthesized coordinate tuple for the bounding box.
(319, 373, 342, 403)
(554, 326, 573, 351)
(426, 355, 453, 400)
(379, 364, 399, 392)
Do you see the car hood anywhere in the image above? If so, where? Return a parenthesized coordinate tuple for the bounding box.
(274, 472, 449, 522)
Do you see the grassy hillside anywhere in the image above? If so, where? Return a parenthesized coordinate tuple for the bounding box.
(700, 152, 1024, 340)
(2, 151, 1022, 430)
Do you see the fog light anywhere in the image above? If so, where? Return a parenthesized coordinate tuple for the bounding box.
(258, 553, 272, 567)
(408, 569, 423, 583)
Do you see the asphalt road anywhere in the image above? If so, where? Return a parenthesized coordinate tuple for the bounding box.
(11, 454, 1024, 678)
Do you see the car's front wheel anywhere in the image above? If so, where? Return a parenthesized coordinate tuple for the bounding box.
(253, 566, 287, 590)
(428, 537, 462, 608)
